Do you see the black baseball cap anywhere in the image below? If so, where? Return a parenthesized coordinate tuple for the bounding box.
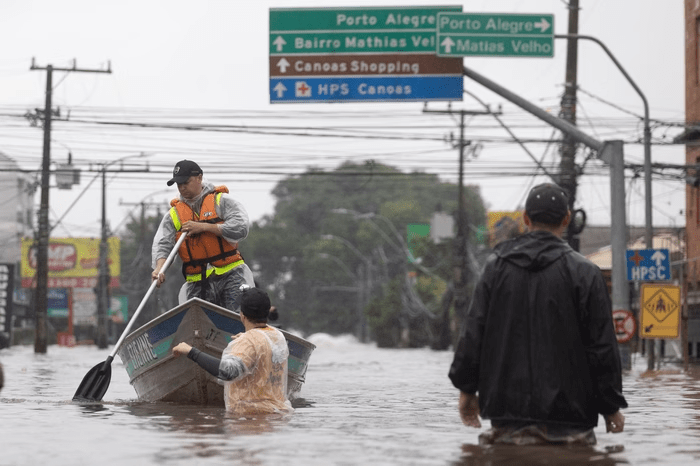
(240, 288, 271, 320)
(167, 160, 203, 186)
(525, 183, 570, 225)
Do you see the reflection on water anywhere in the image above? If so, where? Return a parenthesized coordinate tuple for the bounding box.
(1, 338, 700, 465)
(454, 443, 628, 466)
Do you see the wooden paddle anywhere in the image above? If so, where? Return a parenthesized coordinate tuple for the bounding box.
(73, 232, 187, 402)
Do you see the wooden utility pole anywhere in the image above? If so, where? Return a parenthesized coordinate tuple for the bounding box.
(29, 59, 111, 353)
(95, 162, 150, 348)
(559, 0, 581, 251)
(422, 106, 500, 349)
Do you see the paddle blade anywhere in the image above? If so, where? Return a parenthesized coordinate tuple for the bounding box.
(73, 361, 112, 402)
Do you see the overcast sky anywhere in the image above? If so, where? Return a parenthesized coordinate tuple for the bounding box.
(0, 0, 687, 242)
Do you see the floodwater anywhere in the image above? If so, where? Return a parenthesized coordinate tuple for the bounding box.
(1, 335, 700, 466)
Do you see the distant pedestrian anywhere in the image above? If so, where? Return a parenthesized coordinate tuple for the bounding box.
(449, 183, 627, 445)
(172, 287, 292, 416)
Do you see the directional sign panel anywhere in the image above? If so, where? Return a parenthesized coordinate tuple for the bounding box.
(269, 54, 463, 78)
(269, 6, 464, 103)
(270, 76, 463, 103)
(640, 283, 680, 339)
(626, 248, 671, 281)
(270, 6, 462, 55)
(436, 12, 554, 57)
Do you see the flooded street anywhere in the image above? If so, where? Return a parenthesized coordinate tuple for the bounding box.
(2, 335, 700, 465)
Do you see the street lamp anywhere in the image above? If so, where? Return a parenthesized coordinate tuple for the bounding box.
(321, 234, 371, 341)
(315, 252, 366, 341)
(316, 252, 357, 281)
(330, 208, 406, 256)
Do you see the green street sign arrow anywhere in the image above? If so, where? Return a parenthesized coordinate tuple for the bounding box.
(436, 12, 554, 57)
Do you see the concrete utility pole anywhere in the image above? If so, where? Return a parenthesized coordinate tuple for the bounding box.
(29, 59, 111, 353)
(559, 0, 581, 251)
(422, 106, 500, 350)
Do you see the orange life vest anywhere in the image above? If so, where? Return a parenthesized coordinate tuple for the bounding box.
(169, 186, 243, 281)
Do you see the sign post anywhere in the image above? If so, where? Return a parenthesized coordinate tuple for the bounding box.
(436, 12, 554, 57)
(269, 6, 464, 103)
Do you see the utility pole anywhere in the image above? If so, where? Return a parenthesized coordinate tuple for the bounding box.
(97, 166, 109, 349)
(95, 161, 150, 349)
(29, 58, 111, 353)
(559, 0, 581, 251)
(422, 106, 500, 349)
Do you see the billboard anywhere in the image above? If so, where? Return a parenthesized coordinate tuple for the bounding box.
(20, 237, 120, 288)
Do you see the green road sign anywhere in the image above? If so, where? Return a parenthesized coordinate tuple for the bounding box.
(270, 6, 462, 55)
(436, 12, 554, 57)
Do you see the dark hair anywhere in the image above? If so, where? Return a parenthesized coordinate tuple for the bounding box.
(240, 287, 271, 323)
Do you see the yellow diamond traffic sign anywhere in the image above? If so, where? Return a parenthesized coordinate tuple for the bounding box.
(640, 283, 681, 339)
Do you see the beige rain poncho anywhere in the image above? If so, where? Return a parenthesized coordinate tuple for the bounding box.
(219, 326, 293, 416)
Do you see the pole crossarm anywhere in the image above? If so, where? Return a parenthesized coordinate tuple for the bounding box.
(30, 57, 112, 74)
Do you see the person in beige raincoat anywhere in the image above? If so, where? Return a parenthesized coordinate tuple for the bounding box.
(172, 287, 292, 416)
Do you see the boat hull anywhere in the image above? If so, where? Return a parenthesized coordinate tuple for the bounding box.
(116, 298, 315, 405)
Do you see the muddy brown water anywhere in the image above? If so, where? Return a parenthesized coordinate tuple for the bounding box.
(1, 334, 699, 465)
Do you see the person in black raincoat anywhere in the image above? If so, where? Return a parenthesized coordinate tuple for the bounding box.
(449, 183, 627, 445)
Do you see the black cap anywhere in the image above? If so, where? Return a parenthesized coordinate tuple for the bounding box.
(240, 288, 271, 320)
(525, 183, 570, 225)
(167, 160, 202, 186)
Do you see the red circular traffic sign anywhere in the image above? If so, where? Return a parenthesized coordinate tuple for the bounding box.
(612, 309, 636, 343)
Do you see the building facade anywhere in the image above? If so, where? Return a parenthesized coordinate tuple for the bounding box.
(680, 1, 700, 357)
(0, 152, 35, 344)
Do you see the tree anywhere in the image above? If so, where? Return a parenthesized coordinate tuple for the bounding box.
(117, 209, 184, 329)
(244, 161, 487, 346)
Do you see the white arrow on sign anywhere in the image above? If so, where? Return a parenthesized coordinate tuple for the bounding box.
(273, 36, 287, 52)
(273, 82, 287, 98)
(650, 250, 667, 267)
(534, 18, 551, 33)
(441, 37, 455, 54)
(276, 58, 290, 73)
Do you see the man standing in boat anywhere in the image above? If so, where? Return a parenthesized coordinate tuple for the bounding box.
(152, 159, 255, 311)
(172, 287, 292, 415)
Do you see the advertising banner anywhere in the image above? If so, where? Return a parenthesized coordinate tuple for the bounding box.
(20, 237, 120, 288)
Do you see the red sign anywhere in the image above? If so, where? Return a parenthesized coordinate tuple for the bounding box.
(612, 309, 636, 344)
(27, 243, 77, 271)
(21, 277, 120, 288)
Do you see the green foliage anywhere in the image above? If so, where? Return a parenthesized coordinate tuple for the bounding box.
(117, 211, 184, 328)
(244, 160, 487, 345)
